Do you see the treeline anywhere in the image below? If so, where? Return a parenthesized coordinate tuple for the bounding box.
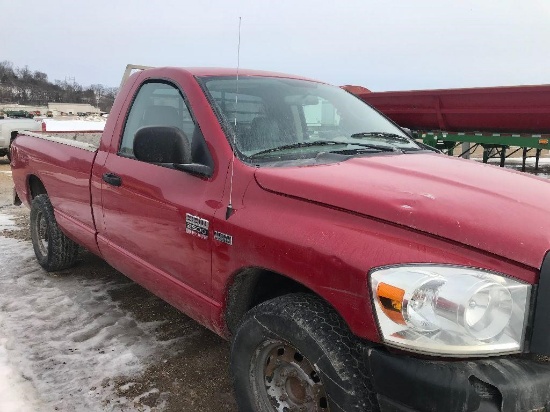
(0, 61, 117, 112)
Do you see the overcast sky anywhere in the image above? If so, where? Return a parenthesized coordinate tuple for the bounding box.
(2, 0, 549, 91)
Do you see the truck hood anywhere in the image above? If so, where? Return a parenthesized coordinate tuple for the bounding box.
(254, 153, 550, 268)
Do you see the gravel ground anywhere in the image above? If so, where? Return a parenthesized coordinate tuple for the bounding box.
(0, 157, 237, 411)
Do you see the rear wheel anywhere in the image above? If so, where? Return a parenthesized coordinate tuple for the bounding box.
(230, 293, 379, 412)
(30, 194, 79, 271)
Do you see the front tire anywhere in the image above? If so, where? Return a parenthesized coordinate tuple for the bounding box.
(230, 293, 379, 412)
(30, 194, 79, 271)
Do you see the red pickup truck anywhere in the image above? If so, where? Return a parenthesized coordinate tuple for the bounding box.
(10, 67, 550, 412)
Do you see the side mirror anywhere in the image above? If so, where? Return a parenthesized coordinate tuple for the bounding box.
(134, 126, 192, 164)
(133, 126, 213, 177)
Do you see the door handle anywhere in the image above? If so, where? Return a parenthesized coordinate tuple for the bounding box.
(102, 172, 122, 187)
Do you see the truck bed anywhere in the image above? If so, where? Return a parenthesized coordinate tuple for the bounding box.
(11, 132, 100, 254)
(25, 131, 101, 150)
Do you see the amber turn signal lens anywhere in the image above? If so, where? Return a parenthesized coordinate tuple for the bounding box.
(376, 283, 406, 325)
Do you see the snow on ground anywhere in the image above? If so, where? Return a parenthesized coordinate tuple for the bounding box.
(0, 214, 17, 230)
(42, 119, 106, 132)
(0, 233, 181, 411)
(0, 336, 42, 411)
(470, 156, 550, 178)
(484, 156, 550, 166)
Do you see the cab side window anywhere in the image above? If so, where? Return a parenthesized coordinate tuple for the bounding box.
(120, 82, 196, 157)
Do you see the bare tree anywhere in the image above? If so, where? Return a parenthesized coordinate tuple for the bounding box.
(33, 71, 48, 83)
(0, 61, 116, 110)
(90, 84, 105, 109)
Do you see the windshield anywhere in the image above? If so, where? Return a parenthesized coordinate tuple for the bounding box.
(200, 76, 421, 161)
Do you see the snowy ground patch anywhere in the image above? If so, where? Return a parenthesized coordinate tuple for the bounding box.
(491, 157, 550, 166)
(0, 235, 182, 411)
(0, 214, 17, 230)
(0, 336, 43, 412)
(471, 156, 550, 178)
(475, 156, 550, 166)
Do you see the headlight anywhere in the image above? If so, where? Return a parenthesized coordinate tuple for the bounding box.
(370, 265, 531, 356)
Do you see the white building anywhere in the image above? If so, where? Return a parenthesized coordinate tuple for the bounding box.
(47, 103, 100, 115)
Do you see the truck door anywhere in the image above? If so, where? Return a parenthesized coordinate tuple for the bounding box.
(97, 80, 217, 321)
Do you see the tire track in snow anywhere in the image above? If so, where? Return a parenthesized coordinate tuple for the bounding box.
(0, 234, 184, 411)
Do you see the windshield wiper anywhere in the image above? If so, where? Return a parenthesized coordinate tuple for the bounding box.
(249, 141, 344, 158)
(331, 143, 399, 154)
(249, 140, 401, 159)
(351, 132, 411, 142)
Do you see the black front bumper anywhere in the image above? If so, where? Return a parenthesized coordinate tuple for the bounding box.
(365, 347, 550, 412)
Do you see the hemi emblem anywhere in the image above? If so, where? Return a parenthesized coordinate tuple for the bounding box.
(185, 213, 209, 239)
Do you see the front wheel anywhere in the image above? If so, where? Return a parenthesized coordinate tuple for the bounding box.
(230, 293, 379, 412)
(30, 194, 79, 271)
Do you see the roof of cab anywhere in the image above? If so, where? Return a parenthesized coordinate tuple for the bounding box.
(155, 67, 322, 83)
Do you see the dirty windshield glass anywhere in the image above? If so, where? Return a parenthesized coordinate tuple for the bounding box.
(200, 76, 420, 161)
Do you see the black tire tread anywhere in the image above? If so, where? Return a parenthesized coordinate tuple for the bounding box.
(231, 293, 379, 412)
(30, 194, 79, 271)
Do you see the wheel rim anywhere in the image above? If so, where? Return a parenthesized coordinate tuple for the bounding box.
(36, 211, 49, 256)
(253, 341, 329, 412)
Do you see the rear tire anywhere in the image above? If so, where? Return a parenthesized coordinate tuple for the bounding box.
(30, 194, 79, 271)
(230, 293, 379, 412)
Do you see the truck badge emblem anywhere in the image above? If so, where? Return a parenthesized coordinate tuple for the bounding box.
(185, 213, 209, 239)
(214, 231, 233, 245)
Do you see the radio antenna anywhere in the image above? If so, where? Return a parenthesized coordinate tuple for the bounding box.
(226, 16, 241, 220)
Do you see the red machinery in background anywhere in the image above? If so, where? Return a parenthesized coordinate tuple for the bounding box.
(343, 83, 550, 170)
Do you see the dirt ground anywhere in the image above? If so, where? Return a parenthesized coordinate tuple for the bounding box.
(0, 156, 238, 411)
